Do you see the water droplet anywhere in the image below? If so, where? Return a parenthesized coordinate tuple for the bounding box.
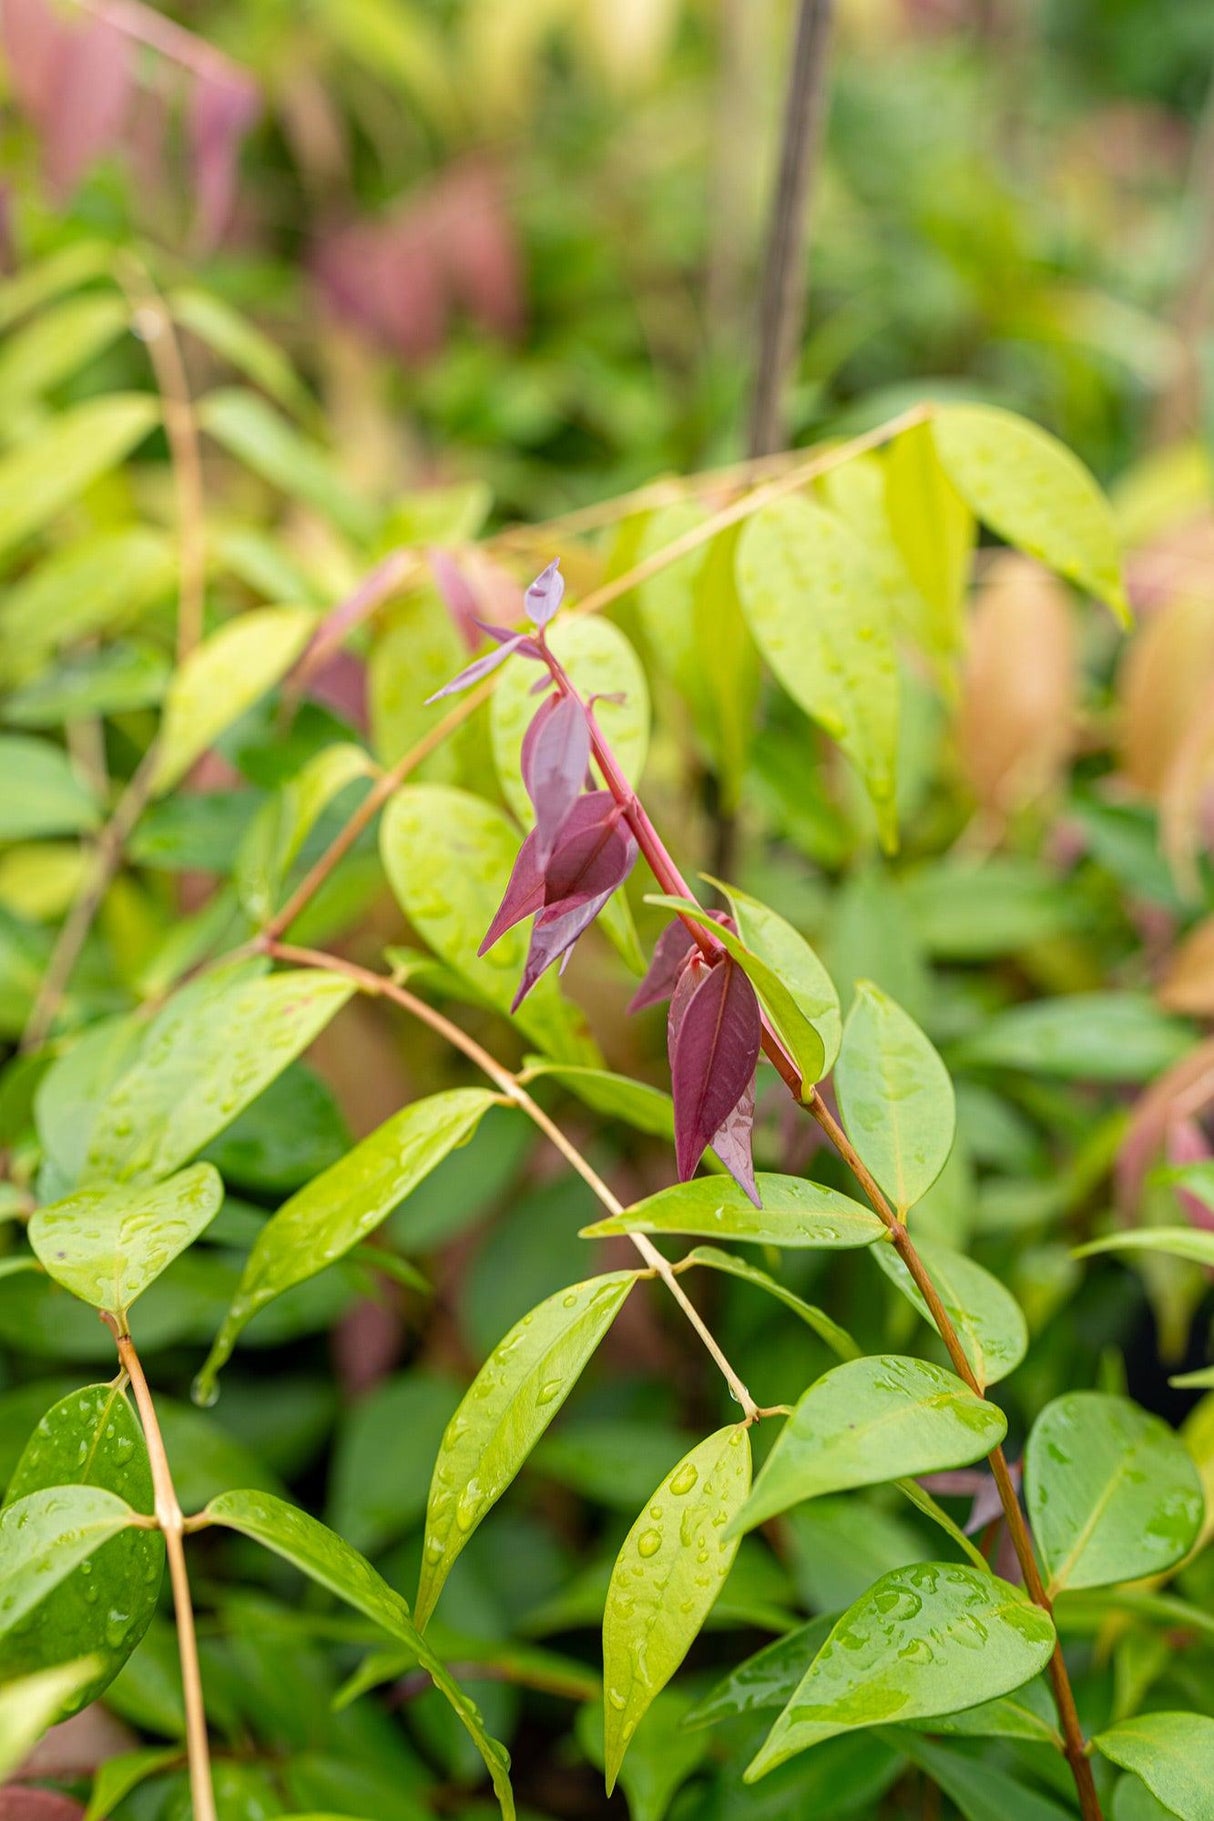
(637, 1529, 661, 1558)
(536, 1379, 563, 1406)
(191, 1372, 220, 1409)
(669, 1462, 699, 1497)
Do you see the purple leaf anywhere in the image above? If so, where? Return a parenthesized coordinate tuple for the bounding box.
(425, 635, 526, 703)
(709, 1074, 760, 1206)
(629, 911, 730, 1014)
(669, 956, 761, 1184)
(188, 66, 260, 251)
(522, 693, 591, 867)
(430, 548, 482, 651)
(542, 792, 634, 908)
(525, 558, 564, 628)
(478, 829, 546, 954)
(42, 11, 135, 203)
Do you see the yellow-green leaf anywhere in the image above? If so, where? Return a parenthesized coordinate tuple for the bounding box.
(30, 1163, 222, 1316)
(0, 394, 159, 567)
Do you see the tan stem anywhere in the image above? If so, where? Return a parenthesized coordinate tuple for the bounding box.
(104, 1318, 216, 1821)
(261, 940, 759, 1421)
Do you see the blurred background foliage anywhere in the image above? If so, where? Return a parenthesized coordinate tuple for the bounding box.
(4, 1, 1214, 1817)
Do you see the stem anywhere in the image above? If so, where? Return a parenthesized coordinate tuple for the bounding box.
(747, 0, 835, 457)
(103, 1317, 216, 1821)
(261, 940, 760, 1422)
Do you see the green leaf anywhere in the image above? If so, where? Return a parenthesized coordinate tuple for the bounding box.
(30, 1161, 222, 1317)
(603, 1425, 750, 1788)
(910, 1676, 1060, 1746)
(0, 1386, 162, 1708)
(0, 394, 159, 567)
(834, 981, 955, 1213)
(368, 586, 466, 776)
(686, 1614, 836, 1727)
(2, 640, 170, 729)
(0, 241, 113, 331)
(746, 1563, 1056, 1780)
(0, 1658, 103, 1780)
(737, 494, 899, 849)
(84, 1745, 184, 1821)
(581, 1174, 885, 1248)
(955, 993, 1194, 1083)
(171, 288, 315, 422)
(150, 606, 318, 795)
(379, 783, 593, 1063)
(84, 966, 355, 1185)
(1076, 1228, 1214, 1272)
(893, 1733, 1076, 1821)
(581, 1688, 709, 1821)
(416, 1272, 636, 1629)
(195, 1088, 497, 1399)
(0, 528, 175, 680)
(872, 1236, 1027, 1390)
(883, 422, 975, 662)
(680, 1246, 861, 1361)
(204, 1488, 514, 1819)
(0, 1486, 139, 1636)
(645, 894, 826, 1091)
(931, 402, 1128, 622)
(0, 735, 99, 842)
(519, 1060, 676, 1140)
(491, 614, 650, 815)
(634, 500, 712, 701)
(0, 292, 128, 417)
(199, 389, 377, 540)
(1094, 1712, 1214, 1821)
(704, 876, 842, 1073)
(236, 742, 376, 925)
(1025, 1393, 1204, 1595)
(733, 1356, 1006, 1534)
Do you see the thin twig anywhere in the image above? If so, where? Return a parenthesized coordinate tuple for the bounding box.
(260, 939, 761, 1422)
(747, 0, 835, 458)
(103, 1316, 216, 1821)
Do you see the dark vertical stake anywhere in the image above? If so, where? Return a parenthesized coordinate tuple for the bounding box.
(747, 0, 835, 459)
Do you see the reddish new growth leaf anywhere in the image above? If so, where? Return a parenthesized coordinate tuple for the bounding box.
(628, 911, 730, 1013)
(667, 951, 762, 1202)
(525, 558, 564, 627)
(481, 791, 637, 1006)
(523, 693, 591, 865)
(425, 620, 542, 703)
(188, 66, 260, 251)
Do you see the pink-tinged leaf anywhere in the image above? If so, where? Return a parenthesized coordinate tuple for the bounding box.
(42, 13, 135, 202)
(425, 635, 526, 704)
(188, 65, 260, 250)
(511, 836, 635, 1009)
(2, 0, 63, 118)
(523, 693, 591, 866)
(439, 159, 525, 340)
(430, 548, 481, 651)
(629, 912, 729, 1013)
(1116, 1039, 1214, 1220)
(1169, 1116, 1214, 1234)
(669, 956, 761, 1184)
(542, 792, 634, 909)
(478, 829, 546, 954)
(525, 558, 564, 628)
(710, 1074, 759, 1206)
(920, 1459, 1021, 1536)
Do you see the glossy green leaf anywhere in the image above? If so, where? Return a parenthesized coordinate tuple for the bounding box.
(931, 402, 1127, 622)
(737, 494, 899, 849)
(416, 1272, 636, 1628)
(581, 1174, 885, 1248)
(680, 1246, 860, 1360)
(872, 1237, 1028, 1389)
(645, 894, 826, 1091)
(84, 966, 355, 1185)
(835, 980, 955, 1212)
(1095, 1713, 1214, 1821)
(1025, 1393, 1204, 1595)
(1076, 1228, 1214, 1271)
(746, 1562, 1056, 1779)
(910, 1675, 1060, 1746)
(491, 613, 650, 814)
(0, 1658, 103, 1780)
(0, 735, 100, 842)
(195, 1088, 497, 1398)
(956, 993, 1193, 1083)
(199, 389, 377, 540)
(171, 288, 315, 421)
(581, 1688, 709, 1821)
(686, 1614, 836, 1727)
(0, 1386, 162, 1708)
(205, 1488, 514, 1819)
(0, 394, 158, 567)
(0, 292, 128, 417)
(519, 1060, 675, 1139)
(379, 783, 593, 1062)
(0, 1486, 139, 1636)
(30, 1163, 222, 1316)
(705, 875, 842, 1073)
(0, 528, 175, 678)
(883, 421, 975, 661)
(734, 1356, 1006, 1533)
(150, 606, 318, 795)
(603, 1425, 751, 1788)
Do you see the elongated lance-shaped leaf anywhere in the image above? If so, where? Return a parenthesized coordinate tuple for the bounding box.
(871, 1237, 1027, 1390)
(668, 954, 761, 1182)
(583, 1173, 885, 1249)
(732, 1356, 1007, 1535)
(0, 1488, 140, 1638)
(205, 1489, 514, 1820)
(931, 403, 1128, 623)
(681, 1247, 860, 1360)
(0, 394, 159, 569)
(746, 1562, 1056, 1780)
(603, 1425, 751, 1790)
(84, 966, 355, 1186)
(648, 893, 825, 1093)
(195, 1088, 497, 1401)
(834, 981, 955, 1213)
(521, 692, 590, 864)
(30, 1163, 222, 1317)
(416, 1272, 636, 1629)
(1025, 1393, 1204, 1596)
(1075, 1227, 1214, 1270)
(0, 1386, 162, 1708)
(1094, 1712, 1214, 1821)
(685, 1614, 837, 1729)
(0, 1659, 104, 1781)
